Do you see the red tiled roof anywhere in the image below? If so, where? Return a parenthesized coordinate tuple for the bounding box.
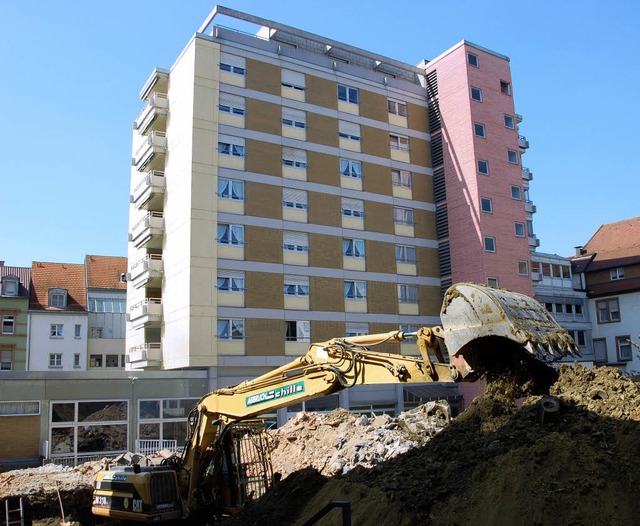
(583, 216, 640, 263)
(85, 255, 128, 290)
(0, 265, 31, 297)
(30, 262, 87, 311)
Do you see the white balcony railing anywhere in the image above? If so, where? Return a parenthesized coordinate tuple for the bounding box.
(130, 211, 164, 249)
(134, 93, 168, 134)
(127, 342, 162, 367)
(128, 298, 162, 328)
(525, 201, 537, 214)
(129, 254, 163, 288)
(518, 134, 530, 150)
(132, 171, 165, 211)
(132, 131, 167, 170)
(522, 167, 533, 181)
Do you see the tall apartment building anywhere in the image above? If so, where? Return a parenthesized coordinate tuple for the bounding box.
(126, 6, 535, 411)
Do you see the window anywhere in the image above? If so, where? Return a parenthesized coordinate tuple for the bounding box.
(71, 354, 80, 368)
(90, 327, 103, 338)
(392, 170, 412, 188)
(344, 281, 367, 300)
(484, 236, 496, 252)
(393, 206, 414, 225)
(388, 99, 407, 116)
(217, 319, 244, 340)
(74, 324, 81, 338)
(467, 52, 479, 67)
(511, 185, 522, 200)
(220, 52, 245, 75)
(561, 266, 571, 279)
(282, 69, 305, 92)
(88, 298, 126, 313)
(2, 315, 15, 335)
(342, 198, 365, 218)
(474, 123, 486, 138)
(504, 114, 515, 129)
(610, 268, 625, 280)
(518, 260, 529, 276)
(283, 231, 309, 252)
(500, 80, 511, 95)
(596, 298, 620, 323)
(527, 220, 535, 237)
(1, 276, 19, 296)
(481, 198, 493, 213)
(50, 324, 63, 338)
(283, 188, 308, 210)
(218, 136, 245, 157)
(569, 330, 586, 347)
(340, 159, 362, 179)
(1, 351, 13, 370)
(346, 322, 369, 337)
(507, 149, 518, 164)
(339, 121, 361, 141)
(284, 275, 310, 297)
(217, 224, 244, 246)
(338, 84, 359, 104)
(217, 271, 245, 293)
(389, 134, 410, 151)
(49, 354, 62, 368)
(218, 93, 245, 115)
(396, 245, 417, 263)
(218, 179, 244, 200)
(487, 277, 499, 288)
(470, 87, 482, 101)
(343, 238, 365, 259)
(282, 147, 307, 168)
(282, 107, 307, 129)
(285, 320, 311, 342)
(515, 222, 525, 237)
(49, 288, 67, 308)
(616, 336, 632, 361)
(477, 160, 489, 175)
(90, 354, 103, 367)
(398, 284, 418, 304)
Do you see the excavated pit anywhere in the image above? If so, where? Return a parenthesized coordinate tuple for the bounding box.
(3, 364, 640, 526)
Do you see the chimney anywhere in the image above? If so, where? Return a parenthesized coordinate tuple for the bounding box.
(574, 246, 587, 256)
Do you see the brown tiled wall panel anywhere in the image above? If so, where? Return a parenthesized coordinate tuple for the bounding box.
(412, 172, 435, 203)
(414, 209, 437, 240)
(309, 234, 342, 269)
(308, 192, 341, 227)
(245, 318, 284, 356)
(360, 90, 389, 122)
(369, 322, 401, 354)
(419, 285, 443, 317)
(245, 181, 282, 220)
(308, 151, 340, 187)
(365, 201, 394, 234)
(368, 281, 399, 315)
(246, 58, 281, 95)
(246, 271, 283, 309)
(246, 99, 281, 136)
(417, 247, 440, 277)
(307, 113, 339, 148)
(362, 125, 390, 158)
(310, 276, 343, 311)
(246, 140, 281, 176)
(409, 137, 432, 167)
(307, 75, 338, 110)
(0, 416, 39, 457)
(311, 320, 346, 342)
(407, 102, 429, 133)
(365, 240, 396, 274)
(363, 163, 392, 196)
(245, 227, 283, 264)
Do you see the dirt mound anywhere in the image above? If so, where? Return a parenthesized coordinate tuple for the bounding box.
(225, 364, 640, 526)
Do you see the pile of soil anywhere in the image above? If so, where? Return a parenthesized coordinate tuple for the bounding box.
(224, 364, 640, 526)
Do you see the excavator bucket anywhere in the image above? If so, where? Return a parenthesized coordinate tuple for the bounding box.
(441, 283, 580, 376)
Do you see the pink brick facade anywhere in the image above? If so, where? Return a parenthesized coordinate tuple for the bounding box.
(426, 42, 533, 295)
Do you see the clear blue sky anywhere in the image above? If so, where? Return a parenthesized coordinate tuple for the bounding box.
(2, 0, 638, 268)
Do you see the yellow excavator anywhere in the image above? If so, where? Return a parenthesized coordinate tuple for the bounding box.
(92, 283, 579, 522)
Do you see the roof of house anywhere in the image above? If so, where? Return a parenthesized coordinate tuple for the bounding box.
(85, 255, 128, 290)
(0, 265, 31, 297)
(29, 261, 87, 311)
(582, 216, 640, 268)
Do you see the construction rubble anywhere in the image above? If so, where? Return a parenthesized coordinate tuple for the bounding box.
(2, 364, 640, 525)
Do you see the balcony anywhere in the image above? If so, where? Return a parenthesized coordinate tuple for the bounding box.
(522, 167, 533, 181)
(132, 131, 166, 172)
(518, 135, 530, 151)
(528, 234, 540, 248)
(134, 93, 168, 136)
(531, 271, 542, 281)
(127, 342, 162, 369)
(515, 113, 523, 124)
(525, 201, 537, 214)
(129, 254, 163, 289)
(130, 211, 164, 249)
(132, 171, 165, 211)
(128, 298, 162, 329)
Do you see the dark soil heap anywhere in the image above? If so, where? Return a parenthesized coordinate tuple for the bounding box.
(224, 365, 640, 526)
